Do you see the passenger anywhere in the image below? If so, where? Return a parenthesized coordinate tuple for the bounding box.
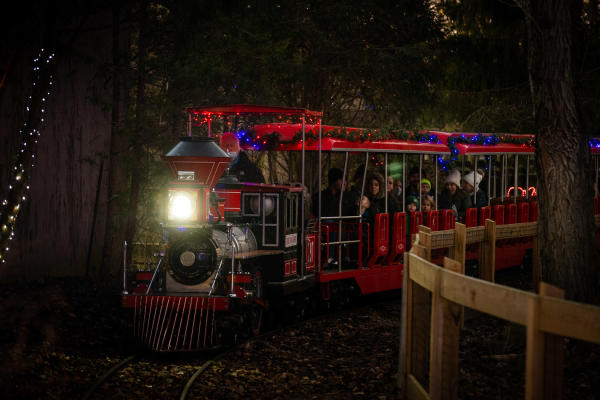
(394, 178, 403, 198)
(387, 175, 395, 194)
(421, 178, 434, 198)
(438, 169, 473, 222)
(343, 164, 365, 216)
(312, 167, 344, 218)
(406, 166, 421, 197)
(219, 133, 265, 183)
(406, 195, 419, 214)
(421, 194, 436, 213)
(312, 168, 345, 267)
(387, 176, 402, 207)
(361, 172, 398, 262)
(462, 170, 488, 209)
(405, 196, 419, 250)
(363, 172, 399, 220)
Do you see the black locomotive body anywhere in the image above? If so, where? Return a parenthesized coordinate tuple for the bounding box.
(122, 135, 316, 351)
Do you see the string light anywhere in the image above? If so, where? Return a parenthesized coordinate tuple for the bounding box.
(0, 48, 55, 263)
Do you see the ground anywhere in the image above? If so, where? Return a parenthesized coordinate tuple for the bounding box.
(0, 268, 598, 399)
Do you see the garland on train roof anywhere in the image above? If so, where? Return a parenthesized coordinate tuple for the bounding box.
(239, 126, 536, 170)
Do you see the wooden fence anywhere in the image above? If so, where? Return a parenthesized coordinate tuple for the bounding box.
(398, 221, 600, 400)
(416, 220, 539, 285)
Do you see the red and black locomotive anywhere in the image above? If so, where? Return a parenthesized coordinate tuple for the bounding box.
(121, 104, 600, 352)
(122, 106, 324, 351)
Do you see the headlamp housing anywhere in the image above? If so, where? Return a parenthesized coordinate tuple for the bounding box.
(167, 189, 201, 222)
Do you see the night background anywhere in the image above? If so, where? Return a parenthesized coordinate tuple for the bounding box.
(0, 1, 599, 399)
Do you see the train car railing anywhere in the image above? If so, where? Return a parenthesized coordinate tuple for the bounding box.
(440, 209, 455, 231)
(386, 212, 407, 266)
(319, 219, 364, 271)
(425, 210, 440, 231)
(367, 213, 389, 268)
(478, 206, 491, 226)
(530, 200, 538, 221)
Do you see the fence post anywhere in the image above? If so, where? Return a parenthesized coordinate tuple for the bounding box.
(481, 219, 496, 282)
(526, 282, 565, 400)
(454, 223, 466, 275)
(419, 229, 433, 261)
(539, 282, 565, 400)
(454, 223, 466, 328)
(398, 252, 410, 394)
(525, 294, 543, 400)
(429, 257, 461, 400)
(532, 231, 541, 292)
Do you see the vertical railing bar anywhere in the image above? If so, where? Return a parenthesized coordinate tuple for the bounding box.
(157, 297, 171, 351)
(189, 297, 199, 350)
(514, 155, 519, 203)
(197, 297, 205, 349)
(167, 297, 183, 351)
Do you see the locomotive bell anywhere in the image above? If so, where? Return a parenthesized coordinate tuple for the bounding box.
(163, 136, 231, 189)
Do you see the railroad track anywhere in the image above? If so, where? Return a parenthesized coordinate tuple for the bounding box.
(82, 351, 225, 400)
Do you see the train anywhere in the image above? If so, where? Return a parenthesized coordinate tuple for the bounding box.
(121, 104, 600, 351)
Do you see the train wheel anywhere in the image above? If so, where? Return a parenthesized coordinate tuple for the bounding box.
(249, 270, 264, 336)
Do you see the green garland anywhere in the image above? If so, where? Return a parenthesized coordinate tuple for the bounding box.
(248, 127, 535, 171)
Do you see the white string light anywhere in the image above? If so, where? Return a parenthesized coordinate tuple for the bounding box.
(0, 48, 55, 263)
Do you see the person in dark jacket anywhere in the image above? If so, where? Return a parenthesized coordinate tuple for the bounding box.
(438, 169, 472, 222)
(406, 166, 421, 197)
(462, 170, 488, 209)
(219, 132, 265, 183)
(363, 172, 398, 221)
(342, 164, 366, 216)
(361, 172, 399, 261)
(312, 167, 344, 218)
(311, 167, 345, 267)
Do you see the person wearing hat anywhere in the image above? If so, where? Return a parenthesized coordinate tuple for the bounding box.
(438, 168, 473, 222)
(219, 132, 265, 183)
(420, 178, 434, 198)
(406, 195, 419, 213)
(462, 170, 488, 209)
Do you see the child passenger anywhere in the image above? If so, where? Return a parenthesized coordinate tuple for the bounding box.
(421, 194, 435, 213)
(406, 196, 419, 213)
(405, 196, 419, 250)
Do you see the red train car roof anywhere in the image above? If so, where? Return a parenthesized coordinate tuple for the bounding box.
(253, 124, 451, 154)
(444, 132, 536, 155)
(185, 104, 323, 117)
(252, 124, 541, 155)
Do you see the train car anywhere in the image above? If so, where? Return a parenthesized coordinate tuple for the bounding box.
(121, 104, 600, 352)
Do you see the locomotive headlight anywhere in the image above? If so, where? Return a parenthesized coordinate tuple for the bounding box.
(168, 190, 198, 221)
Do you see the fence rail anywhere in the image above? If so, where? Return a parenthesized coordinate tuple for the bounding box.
(399, 220, 600, 400)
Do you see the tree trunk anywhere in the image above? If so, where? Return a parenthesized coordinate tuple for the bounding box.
(124, 1, 149, 268)
(528, 0, 600, 303)
(101, 4, 130, 283)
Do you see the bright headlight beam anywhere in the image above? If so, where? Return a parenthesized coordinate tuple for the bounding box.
(169, 193, 194, 220)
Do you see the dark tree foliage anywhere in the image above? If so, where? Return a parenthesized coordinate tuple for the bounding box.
(153, 0, 441, 129)
(430, 0, 533, 133)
